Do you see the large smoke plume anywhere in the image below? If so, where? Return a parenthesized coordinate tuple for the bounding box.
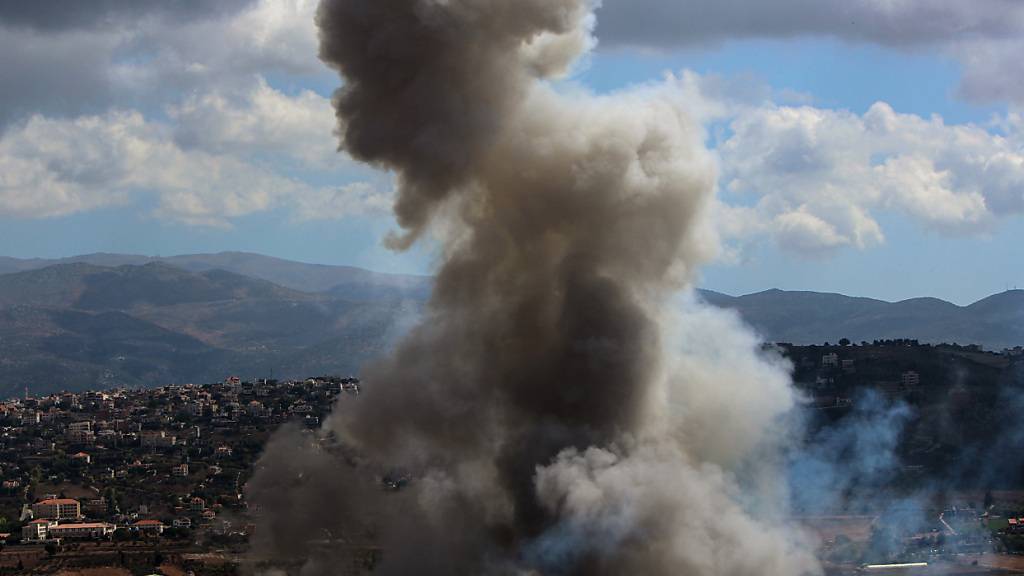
(247, 1, 819, 574)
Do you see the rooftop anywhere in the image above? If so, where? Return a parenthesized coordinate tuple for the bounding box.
(36, 498, 79, 505)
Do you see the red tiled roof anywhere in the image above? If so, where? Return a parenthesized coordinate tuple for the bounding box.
(50, 523, 112, 530)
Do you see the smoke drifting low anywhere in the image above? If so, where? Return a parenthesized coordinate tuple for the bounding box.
(247, 1, 818, 574)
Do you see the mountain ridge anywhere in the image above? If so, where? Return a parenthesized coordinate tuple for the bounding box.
(0, 251, 432, 298)
(0, 253, 1020, 397)
(0, 252, 1010, 307)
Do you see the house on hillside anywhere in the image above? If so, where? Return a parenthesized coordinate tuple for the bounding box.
(132, 519, 165, 535)
(32, 498, 81, 520)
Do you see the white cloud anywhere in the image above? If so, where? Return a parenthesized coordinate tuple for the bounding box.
(116, 0, 322, 94)
(169, 78, 342, 169)
(712, 98, 1024, 255)
(291, 183, 393, 223)
(0, 107, 387, 227)
(0, 0, 385, 229)
(0, 0, 323, 130)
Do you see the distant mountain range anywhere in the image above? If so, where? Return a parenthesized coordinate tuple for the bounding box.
(701, 288, 1024, 351)
(0, 255, 424, 397)
(0, 252, 1020, 397)
(0, 252, 432, 299)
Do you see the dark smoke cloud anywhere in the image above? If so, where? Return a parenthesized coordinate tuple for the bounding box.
(0, 0, 255, 31)
(247, 1, 817, 574)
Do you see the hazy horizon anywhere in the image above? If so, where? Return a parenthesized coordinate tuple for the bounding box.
(3, 248, 1022, 306)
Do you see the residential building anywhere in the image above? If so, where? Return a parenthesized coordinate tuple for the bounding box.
(67, 421, 92, 434)
(141, 430, 177, 448)
(22, 519, 56, 541)
(902, 371, 921, 388)
(49, 522, 116, 539)
(132, 519, 165, 535)
(173, 517, 192, 528)
(33, 498, 81, 520)
(83, 498, 108, 517)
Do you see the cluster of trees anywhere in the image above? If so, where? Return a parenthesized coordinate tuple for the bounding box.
(817, 338, 922, 347)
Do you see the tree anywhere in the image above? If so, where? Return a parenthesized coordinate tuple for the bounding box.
(839, 338, 851, 346)
(45, 542, 58, 557)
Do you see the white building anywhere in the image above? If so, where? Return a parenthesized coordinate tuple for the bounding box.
(22, 519, 56, 541)
(49, 522, 116, 539)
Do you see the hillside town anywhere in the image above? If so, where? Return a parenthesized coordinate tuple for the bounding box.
(0, 342, 1023, 574)
(0, 375, 359, 573)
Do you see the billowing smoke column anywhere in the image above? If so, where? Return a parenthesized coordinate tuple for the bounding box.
(247, 1, 819, 574)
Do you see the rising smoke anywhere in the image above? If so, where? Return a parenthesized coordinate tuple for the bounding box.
(247, 1, 819, 574)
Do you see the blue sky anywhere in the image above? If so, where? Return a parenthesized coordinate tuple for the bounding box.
(1, 1, 1022, 305)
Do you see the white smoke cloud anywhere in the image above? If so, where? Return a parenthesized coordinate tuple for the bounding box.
(533, 442, 814, 575)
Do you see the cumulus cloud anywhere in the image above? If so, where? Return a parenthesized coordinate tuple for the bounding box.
(709, 96, 1023, 255)
(0, 0, 320, 130)
(168, 78, 342, 169)
(596, 0, 1024, 105)
(0, 106, 387, 227)
(0, 0, 380, 228)
(116, 0, 321, 92)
